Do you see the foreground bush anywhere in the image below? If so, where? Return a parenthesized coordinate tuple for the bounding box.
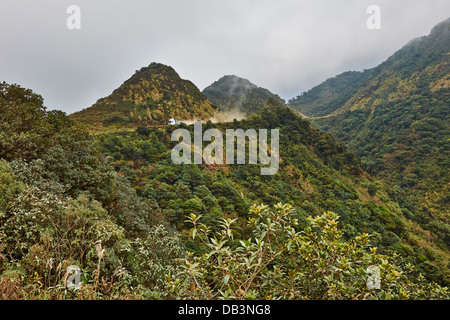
(169, 203, 448, 300)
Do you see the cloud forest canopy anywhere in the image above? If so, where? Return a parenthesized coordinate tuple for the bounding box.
(288, 16, 450, 236)
(202, 75, 286, 116)
(0, 17, 449, 301)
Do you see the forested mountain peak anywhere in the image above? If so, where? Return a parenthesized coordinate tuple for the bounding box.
(289, 16, 449, 117)
(203, 75, 286, 116)
(206, 75, 258, 94)
(425, 15, 449, 40)
(69, 62, 217, 128)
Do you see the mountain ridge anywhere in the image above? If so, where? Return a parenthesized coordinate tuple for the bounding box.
(203, 74, 286, 116)
(288, 17, 450, 236)
(289, 16, 450, 117)
(69, 62, 217, 128)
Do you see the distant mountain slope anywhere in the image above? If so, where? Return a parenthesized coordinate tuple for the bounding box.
(289, 71, 368, 117)
(69, 63, 217, 127)
(1, 81, 449, 297)
(289, 17, 450, 224)
(290, 17, 450, 118)
(203, 75, 286, 116)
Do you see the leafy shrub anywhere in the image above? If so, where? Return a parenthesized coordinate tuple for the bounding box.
(169, 203, 448, 300)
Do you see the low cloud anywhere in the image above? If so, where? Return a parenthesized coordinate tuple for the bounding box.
(178, 109, 247, 125)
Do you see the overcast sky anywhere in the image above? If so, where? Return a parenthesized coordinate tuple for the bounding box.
(0, 0, 449, 114)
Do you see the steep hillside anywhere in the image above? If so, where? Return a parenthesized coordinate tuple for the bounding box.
(1, 81, 448, 299)
(289, 71, 368, 117)
(203, 75, 286, 116)
(97, 104, 450, 285)
(69, 63, 217, 128)
(289, 17, 450, 226)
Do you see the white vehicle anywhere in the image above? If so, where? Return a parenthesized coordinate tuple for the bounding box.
(168, 118, 180, 125)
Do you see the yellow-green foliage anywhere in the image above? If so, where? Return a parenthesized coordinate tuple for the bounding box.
(0, 160, 24, 214)
(170, 204, 448, 300)
(69, 63, 217, 128)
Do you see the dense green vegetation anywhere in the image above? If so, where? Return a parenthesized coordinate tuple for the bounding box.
(96, 103, 449, 286)
(1, 81, 448, 299)
(1, 17, 449, 299)
(69, 63, 217, 129)
(203, 75, 286, 116)
(289, 17, 450, 248)
(289, 71, 368, 117)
